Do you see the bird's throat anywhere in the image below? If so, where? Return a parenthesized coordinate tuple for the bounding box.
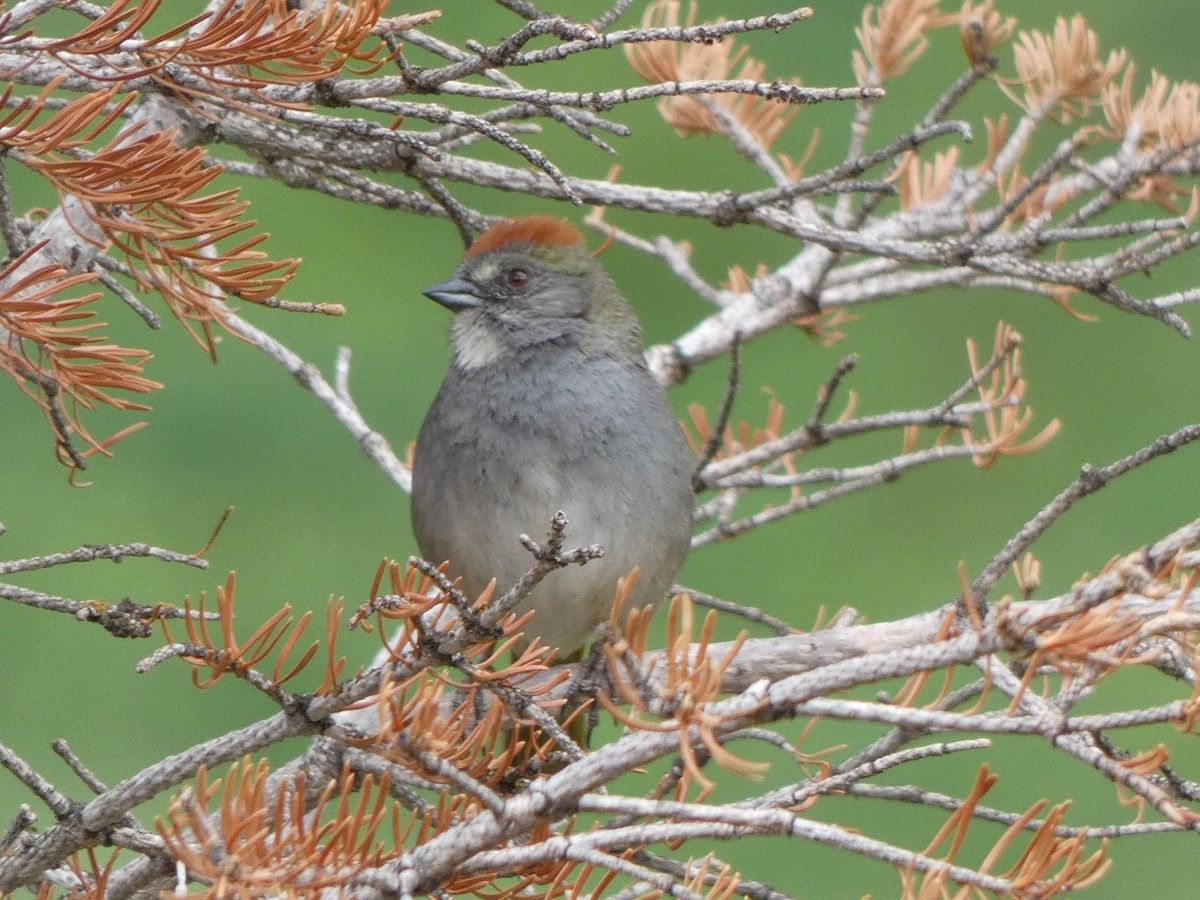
(450, 313, 509, 371)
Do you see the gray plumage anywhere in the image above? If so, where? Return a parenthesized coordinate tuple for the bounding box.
(411, 217, 694, 656)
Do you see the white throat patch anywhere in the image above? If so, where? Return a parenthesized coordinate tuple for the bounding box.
(451, 314, 507, 371)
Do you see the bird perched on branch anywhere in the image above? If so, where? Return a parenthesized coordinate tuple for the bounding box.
(411, 215, 694, 659)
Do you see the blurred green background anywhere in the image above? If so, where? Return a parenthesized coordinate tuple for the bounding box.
(2, 1, 1198, 895)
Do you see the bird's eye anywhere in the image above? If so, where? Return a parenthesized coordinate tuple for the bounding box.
(506, 268, 530, 289)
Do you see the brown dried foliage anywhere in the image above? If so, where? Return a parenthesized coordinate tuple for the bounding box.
(353, 672, 518, 787)
(684, 372, 819, 501)
(23, 848, 119, 900)
(901, 766, 1111, 896)
(125, 527, 1200, 898)
(602, 590, 763, 798)
(1007, 14, 1128, 122)
(956, 322, 1060, 467)
(35, 0, 392, 92)
(0, 0, 393, 466)
(854, 0, 941, 86)
(347, 557, 574, 784)
(684, 387, 790, 466)
(999, 544, 1198, 711)
(995, 165, 1079, 230)
(158, 572, 321, 693)
(158, 759, 405, 900)
(0, 241, 159, 461)
(894, 145, 960, 211)
(951, 0, 1015, 67)
(24, 126, 302, 344)
(977, 113, 1011, 174)
(792, 306, 860, 348)
(351, 558, 545, 672)
(1101, 65, 1200, 150)
(625, 1, 800, 150)
(676, 856, 744, 900)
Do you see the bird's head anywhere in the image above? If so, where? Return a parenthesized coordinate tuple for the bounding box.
(423, 216, 643, 369)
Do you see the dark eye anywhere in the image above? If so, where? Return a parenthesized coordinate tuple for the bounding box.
(506, 268, 530, 289)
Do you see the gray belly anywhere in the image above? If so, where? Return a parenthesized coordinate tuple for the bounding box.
(411, 358, 693, 654)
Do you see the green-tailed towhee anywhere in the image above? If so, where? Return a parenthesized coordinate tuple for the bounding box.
(411, 215, 694, 658)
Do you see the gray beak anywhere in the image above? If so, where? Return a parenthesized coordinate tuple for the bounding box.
(423, 277, 483, 311)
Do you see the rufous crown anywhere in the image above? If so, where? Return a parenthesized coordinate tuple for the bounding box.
(464, 215, 585, 259)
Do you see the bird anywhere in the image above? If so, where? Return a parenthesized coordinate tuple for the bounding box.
(411, 215, 695, 660)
